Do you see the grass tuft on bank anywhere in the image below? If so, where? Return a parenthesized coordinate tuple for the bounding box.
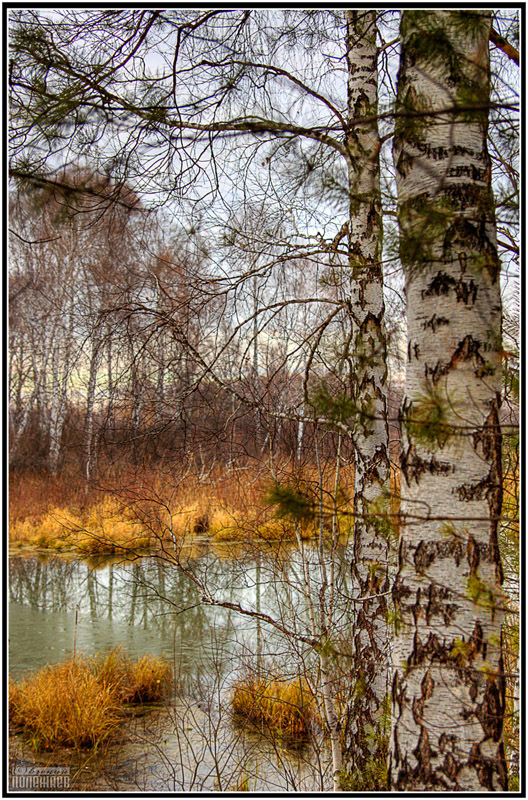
(9, 462, 364, 554)
(9, 649, 172, 751)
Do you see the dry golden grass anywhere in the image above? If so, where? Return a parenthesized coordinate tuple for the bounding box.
(9, 471, 89, 526)
(9, 499, 152, 554)
(9, 650, 172, 751)
(500, 461, 520, 789)
(9, 660, 121, 750)
(9, 467, 291, 552)
(231, 674, 314, 737)
(92, 649, 172, 704)
(8, 459, 363, 553)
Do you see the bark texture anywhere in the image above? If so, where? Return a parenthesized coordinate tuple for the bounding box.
(343, 9, 391, 783)
(390, 10, 507, 791)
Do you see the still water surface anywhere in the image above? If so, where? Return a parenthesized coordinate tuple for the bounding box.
(10, 551, 232, 679)
(9, 547, 344, 791)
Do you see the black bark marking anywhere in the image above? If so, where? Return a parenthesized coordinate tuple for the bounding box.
(455, 475, 490, 501)
(454, 277, 478, 305)
(472, 399, 504, 585)
(496, 741, 509, 790)
(358, 309, 385, 336)
(422, 314, 450, 333)
(466, 534, 480, 574)
(412, 695, 424, 725)
(414, 540, 435, 572)
(422, 271, 456, 298)
(426, 334, 489, 384)
(407, 340, 421, 361)
(468, 619, 485, 659)
(443, 217, 492, 263)
(412, 538, 465, 570)
(392, 669, 407, 715)
(424, 360, 450, 383)
(422, 271, 477, 305)
(442, 752, 458, 783)
(400, 444, 454, 483)
(412, 725, 437, 784)
(442, 181, 489, 213)
(468, 741, 506, 790)
(425, 583, 457, 625)
(422, 668, 434, 700)
(396, 148, 414, 178)
(438, 732, 457, 753)
(476, 676, 504, 742)
(486, 400, 504, 585)
(410, 139, 451, 161)
(410, 586, 422, 625)
(408, 631, 446, 668)
(451, 334, 485, 366)
(442, 208, 500, 279)
(445, 164, 487, 181)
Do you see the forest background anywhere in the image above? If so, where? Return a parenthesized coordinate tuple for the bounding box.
(8, 8, 520, 793)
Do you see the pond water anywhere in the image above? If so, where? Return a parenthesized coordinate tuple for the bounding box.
(9, 543, 352, 791)
(9, 549, 244, 681)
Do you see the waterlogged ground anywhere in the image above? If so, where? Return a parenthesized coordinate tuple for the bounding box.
(9, 547, 347, 791)
(9, 703, 327, 792)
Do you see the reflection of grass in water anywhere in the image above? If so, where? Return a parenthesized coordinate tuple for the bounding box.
(9, 649, 172, 751)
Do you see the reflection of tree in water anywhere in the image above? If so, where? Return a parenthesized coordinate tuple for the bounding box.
(9, 555, 77, 611)
(9, 549, 356, 791)
(9, 545, 355, 692)
(9, 554, 256, 681)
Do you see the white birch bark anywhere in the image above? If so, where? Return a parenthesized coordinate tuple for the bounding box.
(84, 333, 103, 489)
(343, 9, 391, 780)
(390, 10, 507, 790)
(48, 293, 75, 473)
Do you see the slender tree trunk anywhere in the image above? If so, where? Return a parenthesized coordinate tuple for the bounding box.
(389, 10, 507, 790)
(253, 273, 260, 445)
(343, 9, 391, 782)
(48, 344, 63, 473)
(10, 336, 34, 448)
(132, 348, 146, 437)
(155, 344, 165, 428)
(320, 651, 344, 792)
(296, 411, 305, 465)
(84, 335, 103, 491)
(48, 300, 75, 474)
(106, 327, 115, 434)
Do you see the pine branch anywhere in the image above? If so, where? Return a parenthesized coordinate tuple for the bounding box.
(490, 27, 520, 65)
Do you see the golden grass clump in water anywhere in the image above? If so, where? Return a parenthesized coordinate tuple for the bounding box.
(231, 674, 314, 737)
(93, 649, 172, 704)
(9, 660, 120, 750)
(9, 649, 172, 751)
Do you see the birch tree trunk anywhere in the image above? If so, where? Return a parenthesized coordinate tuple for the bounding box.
(106, 325, 115, 435)
(84, 334, 103, 491)
(48, 343, 64, 474)
(390, 10, 507, 790)
(48, 296, 75, 474)
(343, 9, 391, 783)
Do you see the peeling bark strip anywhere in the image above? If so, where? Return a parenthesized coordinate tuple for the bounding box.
(342, 10, 391, 783)
(390, 11, 507, 791)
